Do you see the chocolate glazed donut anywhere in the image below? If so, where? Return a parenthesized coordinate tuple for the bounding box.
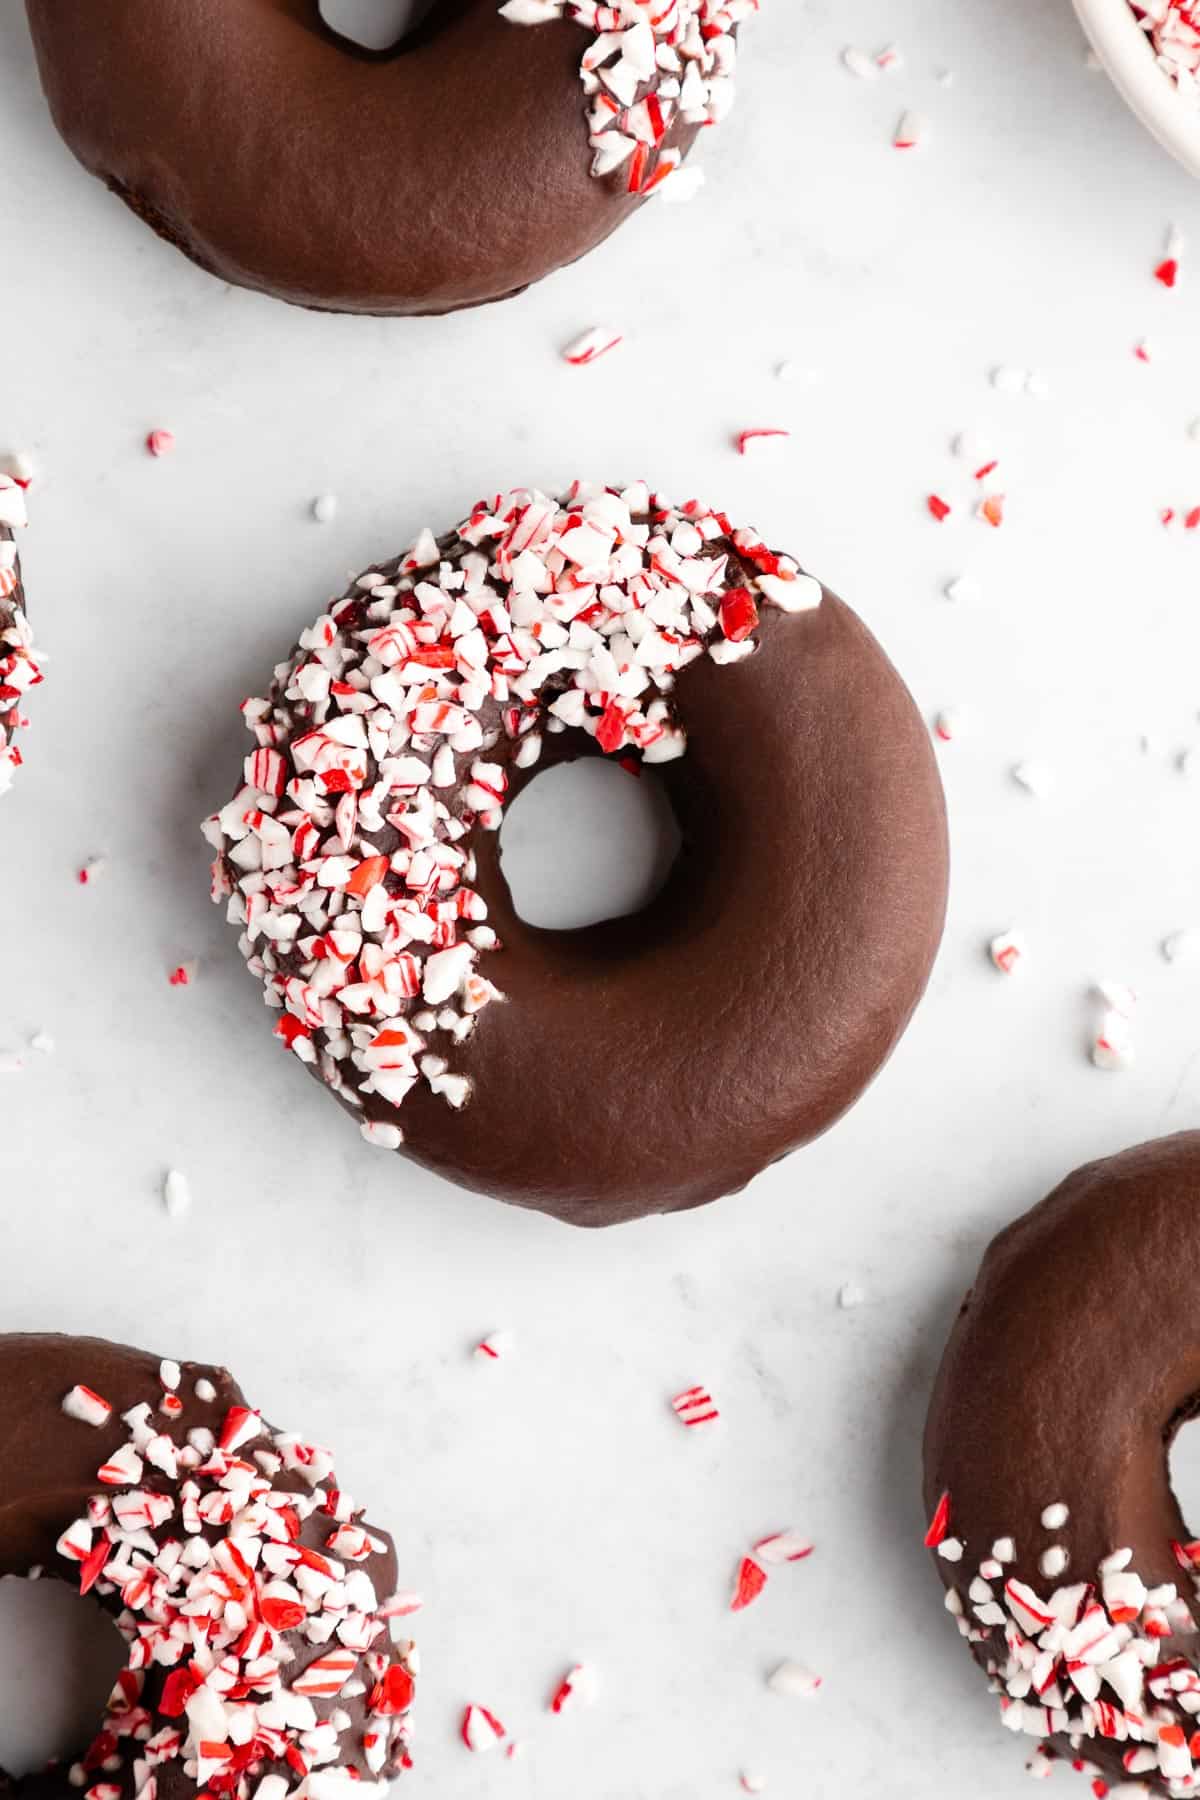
(0, 1333, 416, 1800)
(206, 484, 948, 1227)
(23, 0, 752, 316)
(923, 1134, 1200, 1796)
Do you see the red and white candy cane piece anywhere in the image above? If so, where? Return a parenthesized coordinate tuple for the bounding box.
(292, 1647, 358, 1697)
(218, 1404, 262, 1452)
(893, 111, 924, 149)
(62, 1385, 113, 1428)
(731, 1557, 768, 1612)
(924, 1490, 952, 1549)
(461, 1705, 507, 1752)
(740, 1775, 768, 1794)
(755, 1531, 814, 1566)
(562, 326, 624, 366)
(767, 1661, 822, 1698)
(146, 429, 176, 458)
(990, 930, 1026, 976)
(474, 1331, 515, 1363)
(672, 1385, 720, 1428)
(549, 1663, 598, 1714)
(736, 429, 790, 457)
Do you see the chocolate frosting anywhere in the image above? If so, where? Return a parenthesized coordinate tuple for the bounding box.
(0, 1333, 409, 1800)
(24, 0, 695, 315)
(389, 592, 948, 1223)
(923, 1134, 1200, 1791)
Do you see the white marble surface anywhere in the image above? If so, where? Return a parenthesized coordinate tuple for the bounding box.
(3, 0, 1200, 1793)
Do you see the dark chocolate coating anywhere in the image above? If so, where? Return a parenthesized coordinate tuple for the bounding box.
(0, 1333, 403, 1800)
(356, 590, 949, 1225)
(923, 1134, 1200, 1789)
(23, 0, 693, 316)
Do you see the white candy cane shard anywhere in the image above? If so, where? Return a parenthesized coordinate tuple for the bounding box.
(163, 1169, 192, 1219)
(944, 575, 980, 605)
(838, 1280, 866, 1309)
(767, 1661, 822, 1698)
(1092, 1011, 1135, 1071)
(842, 45, 878, 79)
(462, 1705, 507, 1752)
(754, 1531, 814, 1565)
(562, 326, 624, 366)
(990, 930, 1027, 975)
(934, 707, 965, 744)
(1163, 929, 1200, 963)
(1011, 760, 1052, 798)
(740, 1776, 769, 1795)
(311, 495, 338, 524)
(672, 1385, 720, 1427)
(63, 1385, 113, 1428)
(1094, 980, 1137, 1019)
(893, 111, 924, 149)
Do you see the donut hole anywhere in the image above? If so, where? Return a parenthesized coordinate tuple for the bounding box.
(499, 756, 683, 931)
(1170, 1415, 1200, 1531)
(318, 0, 444, 51)
(0, 1577, 125, 1775)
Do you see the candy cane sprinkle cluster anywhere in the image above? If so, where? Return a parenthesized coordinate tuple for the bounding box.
(0, 472, 41, 796)
(500, 0, 761, 193)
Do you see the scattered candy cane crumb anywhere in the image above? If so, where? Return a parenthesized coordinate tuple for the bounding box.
(162, 1168, 192, 1220)
(735, 429, 790, 457)
(991, 366, 1046, 397)
(934, 707, 965, 744)
(1011, 760, 1052, 798)
(767, 1662, 822, 1699)
(168, 962, 196, 988)
(731, 1557, 768, 1612)
(990, 930, 1027, 975)
(1134, 339, 1154, 364)
(462, 1705, 508, 1753)
(311, 495, 338, 525)
(1091, 983, 1136, 1072)
(928, 494, 952, 523)
(893, 111, 924, 149)
(549, 1664, 598, 1714)
(1156, 225, 1184, 288)
(838, 1280, 866, 1310)
(944, 575, 980, 605)
(672, 1384, 720, 1428)
(876, 43, 902, 71)
(1163, 929, 1200, 963)
(754, 1531, 814, 1566)
(563, 326, 624, 367)
(77, 857, 107, 886)
(740, 1775, 768, 1794)
(842, 46, 877, 78)
(977, 493, 1005, 528)
(1, 451, 36, 485)
(0, 1051, 25, 1075)
(659, 165, 705, 205)
(146, 429, 176, 458)
(474, 1330, 515, 1363)
(30, 1030, 54, 1056)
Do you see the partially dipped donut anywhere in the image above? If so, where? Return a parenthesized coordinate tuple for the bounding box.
(0, 473, 40, 796)
(24, 0, 758, 316)
(0, 1334, 417, 1800)
(923, 1134, 1200, 1795)
(205, 482, 948, 1226)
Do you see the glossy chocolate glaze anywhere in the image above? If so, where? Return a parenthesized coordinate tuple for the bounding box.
(0, 1334, 402, 1799)
(342, 586, 949, 1225)
(24, 0, 694, 316)
(923, 1134, 1200, 1789)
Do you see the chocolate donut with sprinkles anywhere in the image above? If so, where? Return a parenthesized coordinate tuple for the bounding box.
(0, 472, 41, 796)
(924, 1134, 1200, 1797)
(0, 1334, 417, 1800)
(205, 481, 948, 1226)
(25, 0, 759, 316)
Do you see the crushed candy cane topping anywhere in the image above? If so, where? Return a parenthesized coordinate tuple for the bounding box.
(204, 483, 819, 1138)
(1131, 3, 1200, 103)
(0, 474, 42, 797)
(933, 1489, 1200, 1796)
(54, 1363, 416, 1799)
(499, 0, 760, 195)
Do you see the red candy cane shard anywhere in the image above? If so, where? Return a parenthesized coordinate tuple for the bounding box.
(731, 1557, 768, 1612)
(63, 1385, 113, 1428)
(1157, 259, 1180, 288)
(672, 1385, 720, 1428)
(924, 1490, 952, 1548)
(146, 429, 176, 458)
(474, 1330, 514, 1362)
(927, 494, 951, 522)
(462, 1705, 507, 1752)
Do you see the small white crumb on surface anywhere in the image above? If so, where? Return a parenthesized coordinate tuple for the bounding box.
(1011, 760, 1052, 798)
(163, 1168, 192, 1219)
(311, 495, 338, 524)
(767, 1662, 822, 1698)
(837, 1281, 866, 1310)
